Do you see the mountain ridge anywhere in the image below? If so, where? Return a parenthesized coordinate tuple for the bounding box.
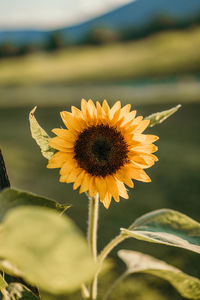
(1, 0, 200, 45)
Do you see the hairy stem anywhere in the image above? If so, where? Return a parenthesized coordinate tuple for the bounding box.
(93, 233, 128, 300)
(87, 193, 99, 262)
(87, 193, 99, 299)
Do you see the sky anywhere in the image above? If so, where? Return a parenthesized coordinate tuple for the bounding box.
(0, 0, 134, 29)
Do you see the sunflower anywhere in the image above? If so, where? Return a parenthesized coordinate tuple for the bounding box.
(47, 99, 158, 208)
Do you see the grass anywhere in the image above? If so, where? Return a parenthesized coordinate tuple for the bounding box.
(0, 26, 200, 86)
(0, 79, 200, 108)
(1, 100, 200, 299)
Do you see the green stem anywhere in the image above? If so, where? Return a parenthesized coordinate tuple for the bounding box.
(87, 193, 99, 299)
(92, 233, 128, 300)
(87, 193, 99, 262)
(87, 194, 128, 299)
(97, 234, 128, 274)
(90, 275, 98, 300)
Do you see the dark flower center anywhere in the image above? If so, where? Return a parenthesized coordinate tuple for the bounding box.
(74, 125, 129, 177)
(91, 139, 111, 162)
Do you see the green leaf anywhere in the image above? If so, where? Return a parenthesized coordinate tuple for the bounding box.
(0, 188, 69, 223)
(29, 106, 56, 159)
(2, 282, 39, 300)
(118, 250, 200, 299)
(145, 104, 181, 127)
(121, 209, 200, 254)
(0, 273, 8, 292)
(0, 206, 95, 294)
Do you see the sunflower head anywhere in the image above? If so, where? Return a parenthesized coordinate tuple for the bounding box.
(47, 99, 158, 208)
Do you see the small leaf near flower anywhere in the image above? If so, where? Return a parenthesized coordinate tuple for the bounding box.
(121, 209, 200, 254)
(145, 104, 181, 127)
(29, 106, 56, 160)
(118, 250, 200, 299)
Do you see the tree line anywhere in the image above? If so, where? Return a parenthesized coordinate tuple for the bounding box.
(0, 13, 200, 59)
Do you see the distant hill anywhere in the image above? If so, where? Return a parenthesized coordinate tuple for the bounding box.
(0, 30, 49, 45)
(1, 0, 200, 45)
(63, 0, 200, 43)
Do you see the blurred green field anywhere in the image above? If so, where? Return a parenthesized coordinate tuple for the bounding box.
(0, 25, 200, 299)
(0, 100, 200, 300)
(0, 26, 200, 86)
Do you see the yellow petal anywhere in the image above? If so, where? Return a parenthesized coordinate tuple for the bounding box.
(79, 173, 90, 194)
(115, 168, 134, 188)
(131, 144, 158, 154)
(60, 166, 80, 182)
(48, 145, 72, 154)
(120, 104, 131, 117)
(85, 100, 96, 125)
(60, 159, 76, 175)
(131, 160, 153, 169)
(59, 164, 74, 182)
(126, 167, 151, 182)
(61, 111, 84, 131)
(47, 152, 72, 169)
(102, 193, 112, 209)
(115, 116, 125, 129)
(88, 99, 97, 117)
(59, 175, 69, 182)
(102, 99, 110, 117)
(88, 176, 97, 198)
(49, 136, 74, 149)
(132, 133, 158, 144)
(110, 101, 121, 118)
(106, 175, 120, 202)
(52, 128, 77, 141)
(135, 119, 150, 133)
(96, 101, 104, 123)
(115, 179, 129, 199)
(111, 107, 121, 125)
(122, 110, 136, 126)
(95, 176, 107, 202)
(71, 106, 85, 121)
(65, 167, 82, 183)
(130, 155, 156, 168)
(134, 115, 143, 122)
(144, 135, 159, 143)
(135, 153, 158, 162)
(81, 98, 87, 116)
(73, 170, 85, 190)
(122, 124, 138, 136)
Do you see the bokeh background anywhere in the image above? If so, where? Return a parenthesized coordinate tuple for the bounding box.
(0, 0, 200, 299)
